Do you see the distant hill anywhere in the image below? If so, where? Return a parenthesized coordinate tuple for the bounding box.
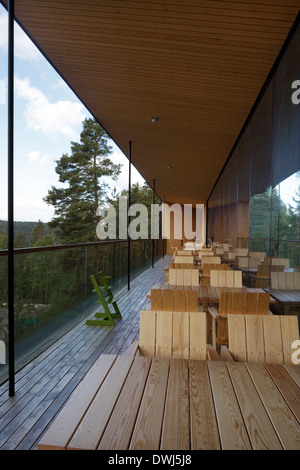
(0, 220, 50, 246)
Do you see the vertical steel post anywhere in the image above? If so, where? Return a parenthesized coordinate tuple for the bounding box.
(152, 178, 155, 268)
(162, 194, 165, 258)
(127, 141, 131, 290)
(8, 0, 15, 397)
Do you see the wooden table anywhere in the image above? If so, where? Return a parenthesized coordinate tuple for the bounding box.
(147, 284, 276, 305)
(38, 354, 300, 450)
(265, 289, 300, 314)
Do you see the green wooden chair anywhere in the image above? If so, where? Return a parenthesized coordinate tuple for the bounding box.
(86, 272, 122, 326)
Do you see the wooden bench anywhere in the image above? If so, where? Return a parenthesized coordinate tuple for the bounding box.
(150, 288, 199, 311)
(264, 257, 290, 269)
(222, 314, 300, 365)
(139, 309, 209, 360)
(208, 291, 272, 347)
(37, 353, 300, 450)
(255, 264, 284, 288)
(202, 256, 221, 264)
(168, 268, 199, 287)
(210, 269, 242, 288)
(173, 255, 194, 264)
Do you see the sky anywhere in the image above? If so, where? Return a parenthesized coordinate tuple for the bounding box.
(0, 6, 144, 223)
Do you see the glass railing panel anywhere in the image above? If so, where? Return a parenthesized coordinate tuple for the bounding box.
(0, 239, 163, 385)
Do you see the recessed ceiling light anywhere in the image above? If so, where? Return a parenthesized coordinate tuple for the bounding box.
(166, 165, 172, 169)
(151, 117, 158, 123)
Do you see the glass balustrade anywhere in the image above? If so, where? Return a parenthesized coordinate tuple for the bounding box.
(0, 238, 163, 384)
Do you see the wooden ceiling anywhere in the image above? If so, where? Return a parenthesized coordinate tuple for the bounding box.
(3, 0, 300, 204)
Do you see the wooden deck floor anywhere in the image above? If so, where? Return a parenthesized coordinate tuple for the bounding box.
(0, 255, 170, 450)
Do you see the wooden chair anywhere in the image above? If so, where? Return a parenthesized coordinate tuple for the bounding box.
(168, 268, 199, 287)
(150, 288, 198, 312)
(249, 251, 266, 260)
(176, 250, 194, 256)
(264, 257, 290, 269)
(86, 273, 122, 326)
(202, 256, 221, 265)
(271, 271, 300, 290)
(201, 263, 228, 286)
(138, 310, 212, 360)
(208, 291, 271, 348)
(238, 257, 261, 268)
(222, 314, 299, 365)
(255, 264, 284, 288)
(209, 269, 242, 288)
(173, 255, 194, 264)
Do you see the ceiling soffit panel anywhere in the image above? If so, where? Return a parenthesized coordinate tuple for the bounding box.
(2, 0, 300, 204)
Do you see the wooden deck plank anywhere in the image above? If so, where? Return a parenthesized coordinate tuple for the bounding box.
(227, 362, 282, 450)
(67, 355, 134, 450)
(208, 361, 252, 450)
(37, 354, 117, 450)
(129, 357, 170, 450)
(160, 359, 190, 450)
(189, 360, 220, 450)
(98, 356, 152, 450)
(246, 363, 300, 450)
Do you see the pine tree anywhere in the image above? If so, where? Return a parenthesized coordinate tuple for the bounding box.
(44, 118, 122, 244)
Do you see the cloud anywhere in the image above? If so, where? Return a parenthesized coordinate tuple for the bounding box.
(0, 12, 40, 61)
(15, 76, 86, 138)
(27, 150, 52, 167)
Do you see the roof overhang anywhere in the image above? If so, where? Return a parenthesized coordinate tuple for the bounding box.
(2, 0, 300, 204)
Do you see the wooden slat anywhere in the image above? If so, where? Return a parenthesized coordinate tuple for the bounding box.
(37, 354, 117, 450)
(139, 310, 156, 357)
(246, 363, 300, 450)
(245, 316, 265, 363)
(183, 269, 192, 286)
(161, 359, 189, 450)
(231, 292, 245, 313)
(191, 269, 199, 287)
(263, 315, 283, 364)
(189, 360, 220, 450)
(208, 361, 251, 450)
(265, 364, 300, 423)
(129, 358, 170, 450)
(67, 355, 134, 450)
(256, 292, 270, 314)
(162, 289, 174, 310)
(234, 271, 243, 288)
(228, 315, 247, 362)
(156, 311, 172, 358)
(169, 269, 177, 286)
(98, 356, 152, 450)
(185, 289, 198, 312)
(189, 312, 207, 360)
(219, 291, 232, 315)
(172, 311, 189, 359)
(151, 289, 163, 310)
(244, 292, 258, 314)
(280, 315, 300, 365)
(174, 289, 186, 311)
(227, 362, 282, 450)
